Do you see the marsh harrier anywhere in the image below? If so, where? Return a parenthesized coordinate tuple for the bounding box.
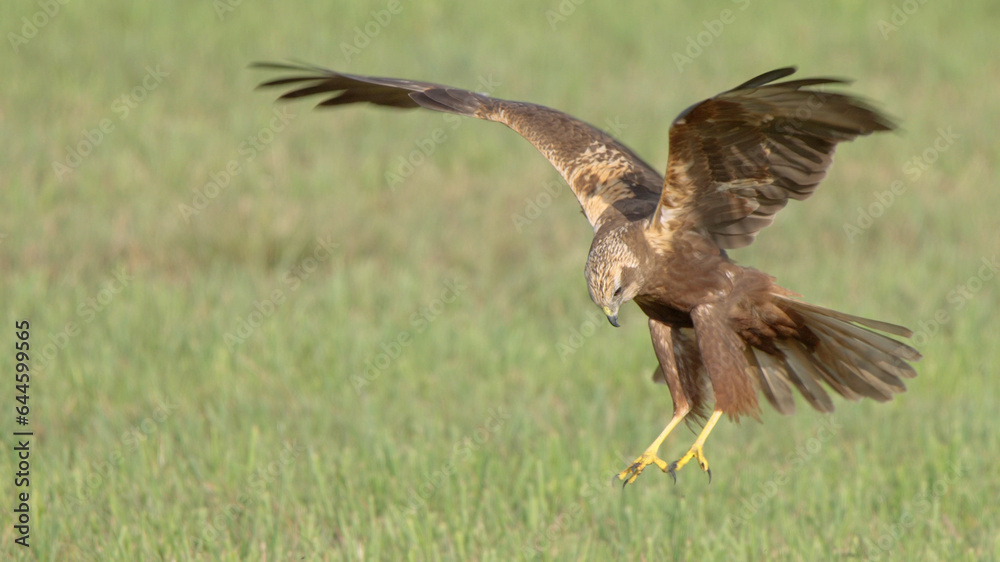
(255, 63, 919, 485)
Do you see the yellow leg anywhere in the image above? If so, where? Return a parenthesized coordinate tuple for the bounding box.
(616, 406, 690, 486)
(667, 409, 724, 483)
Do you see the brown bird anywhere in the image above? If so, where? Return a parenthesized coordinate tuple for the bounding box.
(255, 62, 920, 485)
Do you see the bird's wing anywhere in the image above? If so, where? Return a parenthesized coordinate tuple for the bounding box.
(254, 62, 663, 230)
(648, 67, 894, 250)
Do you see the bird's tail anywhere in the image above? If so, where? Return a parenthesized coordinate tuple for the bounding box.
(751, 294, 921, 415)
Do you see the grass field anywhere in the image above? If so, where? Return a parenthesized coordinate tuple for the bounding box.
(2, 0, 998, 560)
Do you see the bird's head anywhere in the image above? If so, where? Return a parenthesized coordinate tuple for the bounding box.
(585, 230, 644, 328)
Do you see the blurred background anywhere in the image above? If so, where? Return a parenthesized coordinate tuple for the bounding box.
(1, 0, 997, 560)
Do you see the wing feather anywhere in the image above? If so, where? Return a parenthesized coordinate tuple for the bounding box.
(253, 62, 663, 231)
(650, 67, 894, 250)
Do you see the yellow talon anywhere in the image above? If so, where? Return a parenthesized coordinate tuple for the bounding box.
(667, 444, 711, 482)
(667, 410, 723, 482)
(619, 409, 724, 486)
(617, 450, 670, 486)
(616, 406, 690, 487)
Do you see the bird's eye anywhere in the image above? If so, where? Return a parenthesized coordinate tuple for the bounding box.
(613, 286, 623, 298)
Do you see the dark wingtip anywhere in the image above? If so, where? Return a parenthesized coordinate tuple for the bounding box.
(250, 60, 347, 99)
(729, 66, 797, 91)
(250, 60, 329, 72)
(249, 61, 309, 73)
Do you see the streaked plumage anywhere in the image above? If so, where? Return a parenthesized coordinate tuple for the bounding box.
(255, 62, 919, 484)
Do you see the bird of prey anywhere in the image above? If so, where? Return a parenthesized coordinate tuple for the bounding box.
(255, 62, 920, 485)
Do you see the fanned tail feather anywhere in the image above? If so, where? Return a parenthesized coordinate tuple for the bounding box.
(755, 295, 920, 415)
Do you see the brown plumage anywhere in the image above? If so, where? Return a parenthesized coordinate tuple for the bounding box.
(254, 62, 919, 484)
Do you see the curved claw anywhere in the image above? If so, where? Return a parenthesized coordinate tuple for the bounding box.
(666, 445, 711, 483)
(617, 453, 668, 487)
(666, 461, 679, 484)
(618, 462, 638, 488)
(625, 461, 646, 488)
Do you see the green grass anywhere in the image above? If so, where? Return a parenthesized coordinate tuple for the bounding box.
(2, 0, 998, 559)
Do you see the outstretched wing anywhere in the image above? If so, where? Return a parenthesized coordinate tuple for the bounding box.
(650, 67, 894, 250)
(254, 62, 663, 231)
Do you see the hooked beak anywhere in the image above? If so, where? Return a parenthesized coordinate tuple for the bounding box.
(602, 306, 620, 328)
